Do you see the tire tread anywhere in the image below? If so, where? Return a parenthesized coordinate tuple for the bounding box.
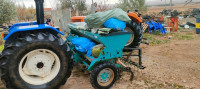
(0, 32, 73, 89)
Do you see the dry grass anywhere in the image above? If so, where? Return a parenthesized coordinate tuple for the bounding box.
(143, 33, 170, 46)
(147, 3, 200, 14)
(143, 29, 196, 46)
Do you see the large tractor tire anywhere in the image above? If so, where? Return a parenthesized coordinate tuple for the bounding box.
(124, 21, 143, 48)
(90, 62, 118, 89)
(0, 32, 73, 89)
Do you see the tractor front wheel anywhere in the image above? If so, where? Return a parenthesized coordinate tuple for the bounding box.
(0, 32, 73, 89)
(90, 62, 118, 89)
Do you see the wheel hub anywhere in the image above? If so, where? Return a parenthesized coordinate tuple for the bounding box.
(98, 69, 112, 83)
(19, 49, 60, 85)
(22, 53, 54, 77)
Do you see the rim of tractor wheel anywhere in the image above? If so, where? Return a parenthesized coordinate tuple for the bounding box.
(97, 68, 114, 87)
(19, 49, 60, 85)
(124, 27, 134, 46)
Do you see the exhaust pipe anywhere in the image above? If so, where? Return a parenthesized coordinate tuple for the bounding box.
(34, 0, 44, 24)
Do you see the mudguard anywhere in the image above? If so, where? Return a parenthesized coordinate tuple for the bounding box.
(8, 22, 37, 31)
(4, 23, 64, 40)
(127, 13, 142, 23)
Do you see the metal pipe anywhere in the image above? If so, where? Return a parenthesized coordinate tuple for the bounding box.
(139, 49, 142, 65)
(116, 58, 127, 67)
(34, 0, 44, 24)
(170, 0, 172, 16)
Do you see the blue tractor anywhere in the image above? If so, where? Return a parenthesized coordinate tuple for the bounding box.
(0, 0, 73, 89)
(0, 0, 145, 89)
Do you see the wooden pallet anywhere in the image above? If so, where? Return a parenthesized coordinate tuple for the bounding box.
(142, 23, 149, 32)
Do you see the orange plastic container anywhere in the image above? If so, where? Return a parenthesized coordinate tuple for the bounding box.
(71, 16, 86, 22)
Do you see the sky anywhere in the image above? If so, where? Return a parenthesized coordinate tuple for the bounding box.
(15, 0, 122, 8)
(15, 0, 200, 8)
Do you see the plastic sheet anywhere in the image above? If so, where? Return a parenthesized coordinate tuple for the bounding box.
(71, 37, 96, 56)
(84, 8, 131, 28)
(104, 18, 126, 30)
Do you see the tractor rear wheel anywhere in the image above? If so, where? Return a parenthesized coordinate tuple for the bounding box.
(0, 32, 73, 89)
(124, 21, 143, 48)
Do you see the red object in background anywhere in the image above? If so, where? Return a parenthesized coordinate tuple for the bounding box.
(44, 8, 52, 12)
(170, 17, 178, 31)
(159, 16, 164, 22)
(47, 22, 54, 27)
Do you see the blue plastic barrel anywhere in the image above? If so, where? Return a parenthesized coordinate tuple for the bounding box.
(196, 17, 200, 34)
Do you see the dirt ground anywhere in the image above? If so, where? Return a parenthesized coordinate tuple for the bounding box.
(60, 31, 200, 89)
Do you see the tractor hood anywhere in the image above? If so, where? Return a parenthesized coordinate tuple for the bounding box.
(4, 23, 64, 40)
(9, 21, 37, 31)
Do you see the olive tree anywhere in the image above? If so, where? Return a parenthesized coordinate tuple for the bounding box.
(117, 0, 147, 13)
(0, 0, 16, 25)
(60, 0, 87, 15)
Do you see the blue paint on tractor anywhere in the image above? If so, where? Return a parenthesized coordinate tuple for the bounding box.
(4, 23, 64, 40)
(9, 21, 37, 31)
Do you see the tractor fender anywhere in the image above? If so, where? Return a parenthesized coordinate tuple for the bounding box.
(4, 24, 64, 40)
(127, 13, 142, 23)
(9, 21, 37, 31)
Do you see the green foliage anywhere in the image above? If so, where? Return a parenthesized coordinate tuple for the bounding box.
(117, 0, 147, 13)
(76, 0, 87, 11)
(60, 0, 87, 15)
(60, 0, 73, 9)
(179, 35, 194, 40)
(60, 0, 87, 11)
(0, 0, 16, 24)
(143, 34, 170, 45)
(185, 32, 194, 35)
(0, 33, 4, 52)
(169, 33, 194, 40)
(0, 44, 4, 52)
